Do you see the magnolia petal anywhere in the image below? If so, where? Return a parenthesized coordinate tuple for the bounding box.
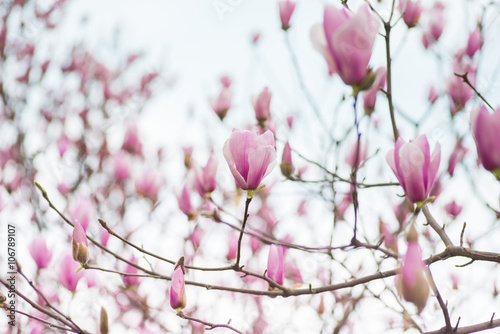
(399, 142, 426, 203)
(247, 146, 277, 190)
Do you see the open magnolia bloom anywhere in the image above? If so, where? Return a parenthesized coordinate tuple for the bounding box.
(311, 4, 379, 87)
(223, 129, 277, 191)
(386, 135, 441, 205)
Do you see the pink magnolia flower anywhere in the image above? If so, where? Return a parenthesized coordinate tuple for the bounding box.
(397, 226, 429, 313)
(176, 184, 197, 221)
(363, 67, 387, 115)
(192, 156, 218, 197)
(446, 74, 473, 115)
(445, 200, 462, 218)
(421, 2, 445, 48)
(170, 258, 187, 310)
(252, 87, 272, 123)
(72, 221, 89, 266)
(122, 123, 143, 157)
(267, 245, 284, 285)
(59, 254, 84, 292)
(286, 115, 294, 129)
(29, 237, 52, 269)
(466, 29, 483, 57)
(279, 1, 296, 31)
(190, 226, 203, 250)
(135, 171, 164, 203)
(123, 255, 140, 287)
(209, 87, 232, 120)
(223, 129, 276, 191)
(311, 4, 379, 86)
(280, 141, 295, 178)
(386, 135, 441, 204)
(398, 0, 422, 28)
(471, 106, 500, 175)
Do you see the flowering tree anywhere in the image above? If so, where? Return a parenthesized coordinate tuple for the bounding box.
(1, 0, 500, 333)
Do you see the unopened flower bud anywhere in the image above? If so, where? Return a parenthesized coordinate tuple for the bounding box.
(72, 221, 89, 266)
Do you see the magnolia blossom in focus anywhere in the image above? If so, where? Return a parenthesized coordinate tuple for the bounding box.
(223, 129, 276, 191)
(311, 4, 379, 87)
(471, 106, 500, 176)
(386, 135, 441, 204)
(279, 0, 296, 31)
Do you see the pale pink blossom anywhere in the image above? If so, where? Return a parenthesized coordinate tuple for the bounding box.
(169, 258, 186, 310)
(345, 140, 367, 169)
(122, 123, 143, 157)
(176, 184, 197, 221)
(135, 171, 164, 203)
(252, 87, 272, 123)
(363, 67, 387, 115)
(466, 29, 483, 57)
(397, 227, 429, 313)
(471, 106, 500, 174)
(386, 135, 441, 204)
(223, 129, 276, 191)
(267, 245, 284, 285)
(59, 254, 84, 292)
(398, 0, 422, 28)
(209, 87, 232, 120)
(445, 201, 462, 218)
(279, 1, 296, 31)
(29, 237, 52, 269)
(311, 4, 379, 86)
(192, 156, 218, 197)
